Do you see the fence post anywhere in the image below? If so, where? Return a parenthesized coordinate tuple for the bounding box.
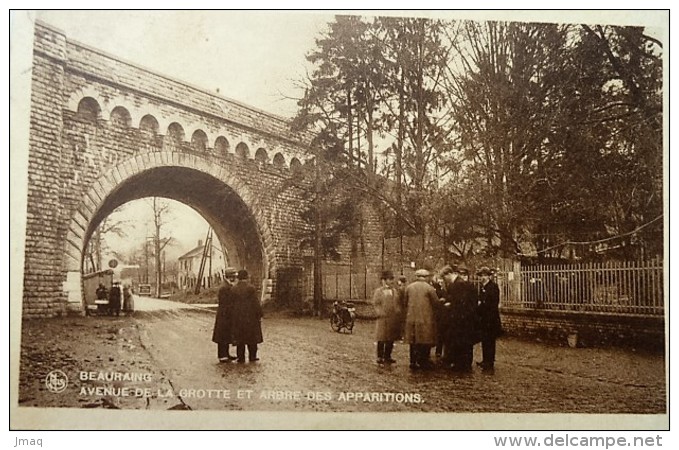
(589, 262, 596, 313)
(650, 257, 655, 314)
(513, 259, 522, 307)
(365, 264, 368, 300)
(659, 256, 664, 314)
(349, 256, 353, 300)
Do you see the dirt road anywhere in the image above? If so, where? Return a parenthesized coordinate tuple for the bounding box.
(18, 299, 666, 415)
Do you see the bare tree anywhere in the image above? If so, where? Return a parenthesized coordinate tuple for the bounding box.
(85, 206, 130, 273)
(147, 197, 174, 297)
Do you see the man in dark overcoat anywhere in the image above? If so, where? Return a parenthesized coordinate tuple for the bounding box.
(441, 265, 478, 372)
(96, 283, 108, 315)
(108, 282, 121, 316)
(396, 275, 408, 339)
(230, 269, 263, 363)
(96, 283, 108, 300)
(430, 274, 447, 359)
(212, 268, 238, 362)
(476, 267, 502, 370)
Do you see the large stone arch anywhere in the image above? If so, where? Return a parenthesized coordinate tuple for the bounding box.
(62, 150, 277, 308)
(24, 22, 386, 318)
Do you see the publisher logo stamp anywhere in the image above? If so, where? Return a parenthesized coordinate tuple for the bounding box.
(45, 370, 68, 393)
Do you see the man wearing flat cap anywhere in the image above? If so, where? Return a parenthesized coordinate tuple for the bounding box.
(231, 269, 264, 363)
(476, 267, 502, 370)
(212, 267, 238, 362)
(403, 269, 439, 370)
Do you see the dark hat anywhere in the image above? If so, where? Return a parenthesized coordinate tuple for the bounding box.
(457, 264, 470, 275)
(439, 265, 454, 276)
(477, 266, 493, 276)
(380, 270, 394, 280)
(225, 267, 238, 277)
(237, 269, 249, 280)
(398, 275, 407, 283)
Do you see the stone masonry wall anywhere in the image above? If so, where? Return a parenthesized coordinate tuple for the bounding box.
(500, 308, 666, 351)
(23, 24, 67, 318)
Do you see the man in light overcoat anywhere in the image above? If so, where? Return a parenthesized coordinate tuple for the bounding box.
(372, 270, 402, 364)
(404, 269, 439, 370)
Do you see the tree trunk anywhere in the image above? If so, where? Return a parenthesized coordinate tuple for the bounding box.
(155, 221, 162, 298)
(347, 88, 353, 167)
(313, 157, 323, 317)
(397, 47, 405, 273)
(366, 100, 374, 174)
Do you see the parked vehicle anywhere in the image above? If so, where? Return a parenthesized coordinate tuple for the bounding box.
(330, 300, 356, 333)
(137, 284, 152, 297)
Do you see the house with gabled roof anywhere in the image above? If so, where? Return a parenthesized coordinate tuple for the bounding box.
(178, 239, 228, 290)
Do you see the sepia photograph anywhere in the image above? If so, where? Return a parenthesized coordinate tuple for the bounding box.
(9, 9, 668, 431)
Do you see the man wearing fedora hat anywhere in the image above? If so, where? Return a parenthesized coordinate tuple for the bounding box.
(441, 264, 478, 372)
(372, 270, 402, 364)
(231, 269, 264, 363)
(212, 267, 238, 362)
(476, 267, 502, 370)
(437, 265, 458, 363)
(403, 269, 439, 370)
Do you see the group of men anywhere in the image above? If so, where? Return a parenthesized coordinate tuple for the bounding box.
(211, 268, 264, 363)
(212, 263, 500, 370)
(95, 282, 134, 316)
(372, 265, 502, 372)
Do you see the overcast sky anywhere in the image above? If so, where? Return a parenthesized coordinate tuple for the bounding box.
(36, 10, 335, 118)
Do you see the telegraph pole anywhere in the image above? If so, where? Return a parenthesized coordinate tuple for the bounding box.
(208, 239, 212, 288)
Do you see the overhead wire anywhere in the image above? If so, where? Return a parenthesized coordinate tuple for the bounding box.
(518, 214, 663, 255)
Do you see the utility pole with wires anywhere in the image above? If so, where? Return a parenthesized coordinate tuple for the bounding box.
(195, 228, 213, 294)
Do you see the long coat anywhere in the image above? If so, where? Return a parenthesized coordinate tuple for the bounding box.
(108, 285, 121, 311)
(431, 280, 448, 340)
(404, 280, 439, 345)
(122, 287, 134, 312)
(477, 280, 502, 340)
(444, 278, 478, 345)
(372, 286, 402, 342)
(230, 280, 263, 345)
(212, 282, 234, 344)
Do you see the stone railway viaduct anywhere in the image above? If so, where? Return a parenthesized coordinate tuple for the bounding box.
(22, 21, 384, 318)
